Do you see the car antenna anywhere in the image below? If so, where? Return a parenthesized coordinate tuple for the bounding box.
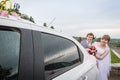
(48, 17, 56, 27)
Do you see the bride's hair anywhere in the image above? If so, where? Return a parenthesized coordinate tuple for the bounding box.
(101, 35, 110, 42)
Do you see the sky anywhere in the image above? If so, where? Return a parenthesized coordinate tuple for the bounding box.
(9, 0, 120, 38)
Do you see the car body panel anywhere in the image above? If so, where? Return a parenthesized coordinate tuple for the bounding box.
(53, 56, 98, 80)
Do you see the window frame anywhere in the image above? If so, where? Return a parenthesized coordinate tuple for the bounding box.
(18, 28, 34, 80)
(32, 30, 45, 80)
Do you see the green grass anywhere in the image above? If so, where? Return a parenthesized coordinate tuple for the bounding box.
(110, 49, 120, 63)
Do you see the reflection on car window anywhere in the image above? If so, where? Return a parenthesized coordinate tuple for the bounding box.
(0, 29, 20, 80)
(41, 33, 80, 79)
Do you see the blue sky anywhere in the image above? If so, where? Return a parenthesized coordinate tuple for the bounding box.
(10, 0, 120, 38)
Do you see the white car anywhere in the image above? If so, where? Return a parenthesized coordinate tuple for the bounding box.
(0, 16, 99, 80)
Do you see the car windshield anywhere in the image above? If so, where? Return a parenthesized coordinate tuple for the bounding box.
(0, 29, 20, 80)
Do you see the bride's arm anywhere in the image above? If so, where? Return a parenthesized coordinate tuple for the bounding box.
(95, 49, 109, 60)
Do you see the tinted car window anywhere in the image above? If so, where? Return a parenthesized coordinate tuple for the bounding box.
(41, 33, 80, 79)
(0, 29, 20, 80)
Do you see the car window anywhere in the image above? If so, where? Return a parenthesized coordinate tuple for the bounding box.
(41, 33, 80, 79)
(0, 28, 20, 80)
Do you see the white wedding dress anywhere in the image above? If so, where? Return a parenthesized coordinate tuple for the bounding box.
(93, 42, 111, 80)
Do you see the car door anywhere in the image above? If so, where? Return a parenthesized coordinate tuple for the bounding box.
(41, 32, 99, 80)
(52, 55, 98, 80)
(31, 29, 98, 80)
(40, 33, 84, 80)
(80, 64, 99, 80)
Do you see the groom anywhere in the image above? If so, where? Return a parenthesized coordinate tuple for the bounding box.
(81, 32, 94, 49)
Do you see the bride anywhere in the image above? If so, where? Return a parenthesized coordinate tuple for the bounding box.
(93, 34, 111, 80)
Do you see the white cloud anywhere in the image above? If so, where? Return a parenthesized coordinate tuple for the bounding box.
(55, 19, 120, 39)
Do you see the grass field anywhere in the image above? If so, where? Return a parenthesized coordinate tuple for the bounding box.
(111, 49, 120, 63)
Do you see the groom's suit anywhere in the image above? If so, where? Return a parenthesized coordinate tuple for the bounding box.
(81, 40, 92, 48)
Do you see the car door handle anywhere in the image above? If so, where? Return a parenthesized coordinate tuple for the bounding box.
(82, 75, 88, 80)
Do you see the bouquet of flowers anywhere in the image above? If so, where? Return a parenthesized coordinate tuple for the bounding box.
(88, 46, 97, 55)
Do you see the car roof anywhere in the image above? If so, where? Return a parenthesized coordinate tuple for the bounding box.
(0, 16, 77, 43)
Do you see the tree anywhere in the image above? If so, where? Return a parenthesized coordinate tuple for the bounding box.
(95, 38, 101, 42)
